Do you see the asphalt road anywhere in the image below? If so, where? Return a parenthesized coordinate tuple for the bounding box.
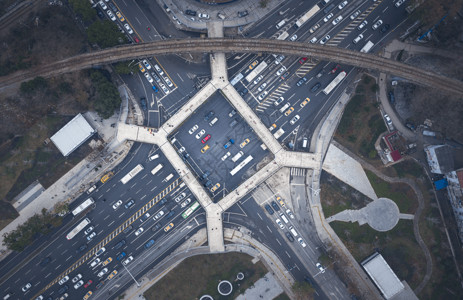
(0, 0, 411, 299)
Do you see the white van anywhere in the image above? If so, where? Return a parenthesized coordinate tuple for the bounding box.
(170, 137, 177, 144)
(209, 117, 219, 126)
(149, 154, 159, 161)
(289, 225, 298, 237)
(217, 12, 226, 20)
(280, 213, 289, 224)
(302, 138, 308, 148)
(151, 164, 163, 175)
(163, 173, 174, 182)
(279, 103, 290, 113)
(276, 20, 286, 29)
(87, 185, 97, 194)
(232, 151, 244, 162)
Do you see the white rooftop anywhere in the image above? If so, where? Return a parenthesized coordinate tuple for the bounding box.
(50, 113, 96, 156)
(362, 252, 404, 299)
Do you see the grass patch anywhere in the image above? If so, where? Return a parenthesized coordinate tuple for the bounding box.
(144, 253, 268, 300)
(320, 172, 371, 218)
(335, 74, 386, 163)
(392, 160, 424, 178)
(274, 293, 291, 300)
(365, 170, 418, 214)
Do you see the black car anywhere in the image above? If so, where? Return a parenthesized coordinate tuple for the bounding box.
(296, 77, 308, 87)
(380, 24, 390, 33)
(285, 232, 294, 242)
(40, 257, 51, 267)
(140, 97, 147, 111)
(201, 171, 210, 180)
(264, 204, 274, 215)
(239, 89, 248, 96)
(204, 111, 214, 121)
(95, 281, 105, 290)
(114, 240, 126, 250)
(271, 201, 280, 211)
(237, 10, 248, 17)
(58, 285, 69, 295)
(281, 71, 290, 80)
(123, 225, 133, 234)
(125, 199, 135, 209)
(152, 223, 162, 231)
(185, 9, 196, 16)
(159, 198, 168, 205)
(76, 244, 87, 253)
(204, 180, 212, 187)
(108, 2, 117, 12)
(311, 82, 321, 92)
(166, 211, 175, 219)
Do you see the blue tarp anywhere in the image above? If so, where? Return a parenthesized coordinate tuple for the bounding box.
(434, 178, 448, 190)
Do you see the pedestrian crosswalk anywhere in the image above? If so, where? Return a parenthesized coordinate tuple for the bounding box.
(326, 3, 381, 47)
(291, 168, 306, 177)
(255, 82, 291, 112)
(295, 58, 320, 77)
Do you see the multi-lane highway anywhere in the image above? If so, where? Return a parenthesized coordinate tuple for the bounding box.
(0, 0, 419, 299)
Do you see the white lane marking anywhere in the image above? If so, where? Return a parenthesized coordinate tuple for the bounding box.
(256, 212, 263, 220)
(276, 238, 282, 246)
(66, 255, 73, 262)
(177, 73, 184, 82)
(285, 251, 291, 258)
(107, 221, 115, 227)
(266, 225, 273, 233)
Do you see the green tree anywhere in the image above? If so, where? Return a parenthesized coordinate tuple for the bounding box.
(20, 77, 48, 94)
(90, 70, 122, 119)
(114, 61, 138, 75)
(69, 0, 96, 23)
(292, 281, 315, 300)
(87, 20, 126, 48)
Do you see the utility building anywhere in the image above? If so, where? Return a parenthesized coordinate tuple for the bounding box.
(50, 114, 96, 156)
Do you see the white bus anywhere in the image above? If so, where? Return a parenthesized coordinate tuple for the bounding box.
(276, 31, 289, 40)
(323, 71, 347, 95)
(294, 5, 320, 28)
(71, 198, 95, 216)
(163, 173, 174, 182)
(151, 163, 164, 175)
(231, 151, 244, 163)
(230, 155, 254, 176)
(360, 40, 374, 53)
(273, 128, 285, 139)
(245, 61, 268, 83)
(120, 164, 144, 184)
(66, 218, 91, 240)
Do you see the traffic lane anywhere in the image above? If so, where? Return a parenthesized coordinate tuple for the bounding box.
(95, 212, 206, 299)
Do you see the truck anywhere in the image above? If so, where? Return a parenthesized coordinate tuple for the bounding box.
(360, 40, 374, 53)
(273, 128, 285, 139)
(231, 151, 244, 162)
(151, 164, 163, 175)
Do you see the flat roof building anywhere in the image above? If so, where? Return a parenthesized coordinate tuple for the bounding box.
(362, 252, 404, 299)
(50, 114, 96, 156)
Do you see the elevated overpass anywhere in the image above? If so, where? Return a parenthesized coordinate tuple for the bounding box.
(0, 38, 462, 96)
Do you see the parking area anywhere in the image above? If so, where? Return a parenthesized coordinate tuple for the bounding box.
(169, 92, 271, 201)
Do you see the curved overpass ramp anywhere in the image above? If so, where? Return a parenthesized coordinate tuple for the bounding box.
(0, 38, 462, 96)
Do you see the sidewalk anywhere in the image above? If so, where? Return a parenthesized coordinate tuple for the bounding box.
(157, 0, 286, 31)
(0, 85, 139, 257)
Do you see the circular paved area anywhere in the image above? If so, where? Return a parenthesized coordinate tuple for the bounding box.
(365, 197, 400, 231)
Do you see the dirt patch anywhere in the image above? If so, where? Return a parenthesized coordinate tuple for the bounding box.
(144, 252, 268, 300)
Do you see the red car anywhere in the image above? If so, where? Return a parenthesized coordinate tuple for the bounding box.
(299, 57, 308, 64)
(201, 134, 211, 144)
(84, 280, 93, 288)
(330, 64, 340, 74)
(133, 36, 140, 43)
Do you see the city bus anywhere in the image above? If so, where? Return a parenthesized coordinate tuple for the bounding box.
(182, 201, 200, 219)
(66, 218, 91, 240)
(245, 61, 268, 83)
(120, 164, 144, 184)
(323, 71, 347, 95)
(294, 5, 321, 28)
(71, 198, 95, 216)
(151, 163, 164, 175)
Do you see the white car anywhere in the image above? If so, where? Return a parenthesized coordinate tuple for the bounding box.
(164, 77, 173, 87)
(154, 64, 164, 75)
(198, 13, 210, 19)
(395, 0, 406, 7)
(84, 226, 94, 235)
(95, 247, 106, 257)
(310, 37, 318, 43)
(174, 192, 186, 203)
(99, 1, 107, 10)
(258, 91, 268, 100)
(181, 198, 192, 208)
(353, 34, 364, 44)
(178, 147, 185, 153)
(106, 10, 116, 21)
(323, 13, 333, 23)
(22, 283, 32, 292)
(319, 35, 330, 45)
(332, 15, 343, 25)
(189, 125, 199, 134)
(316, 263, 325, 273)
(97, 268, 109, 278)
(258, 82, 267, 92)
(144, 73, 154, 83)
(124, 23, 133, 34)
(297, 237, 307, 247)
(142, 59, 151, 70)
(122, 256, 134, 266)
(350, 10, 361, 20)
(72, 274, 82, 283)
(275, 219, 285, 229)
(90, 258, 101, 268)
(276, 67, 286, 76)
(357, 20, 368, 30)
(113, 200, 123, 210)
(384, 114, 393, 127)
(289, 34, 297, 41)
(153, 210, 164, 220)
(286, 209, 295, 219)
(160, 83, 169, 94)
(221, 152, 231, 161)
(135, 227, 144, 236)
(149, 154, 159, 161)
(195, 129, 206, 139)
(372, 19, 383, 30)
(338, 0, 348, 9)
(289, 115, 300, 125)
(74, 280, 84, 289)
(86, 232, 96, 241)
(253, 75, 263, 85)
(58, 276, 69, 285)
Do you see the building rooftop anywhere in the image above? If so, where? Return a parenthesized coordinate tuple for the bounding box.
(362, 252, 404, 299)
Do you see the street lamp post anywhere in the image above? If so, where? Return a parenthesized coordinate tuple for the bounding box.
(123, 264, 140, 287)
